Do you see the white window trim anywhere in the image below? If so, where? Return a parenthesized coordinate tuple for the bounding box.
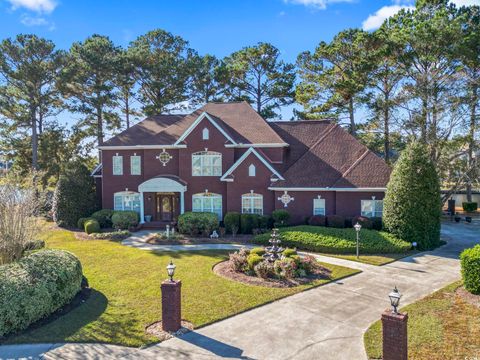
(361, 199, 383, 218)
(248, 164, 256, 177)
(130, 155, 141, 175)
(242, 193, 263, 215)
(112, 155, 123, 175)
(192, 151, 222, 177)
(313, 198, 326, 216)
(192, 193, 223, 219)
(114, 191, 141, 213)
(202, 127, 209, 140)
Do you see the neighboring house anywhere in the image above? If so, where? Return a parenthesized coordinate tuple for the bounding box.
(93, 102, 391, 227)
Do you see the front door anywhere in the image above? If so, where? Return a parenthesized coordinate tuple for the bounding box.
(155, 193, 178, 221)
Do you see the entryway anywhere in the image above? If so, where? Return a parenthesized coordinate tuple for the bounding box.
(155, 193, 179, 222)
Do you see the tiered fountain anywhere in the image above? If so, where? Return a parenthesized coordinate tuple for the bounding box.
(263, 228, 284, 262)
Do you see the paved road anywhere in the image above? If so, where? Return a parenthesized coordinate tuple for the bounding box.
(1, 222, 477, 360)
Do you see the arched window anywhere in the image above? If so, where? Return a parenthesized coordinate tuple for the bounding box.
(242, 193, 263, 215)
(114, 191, 141, 213)
(192, 151, 222, 176)
(192, 192, 222, 219)
(248, 164, 256, 177)
(202, 128, 209, 140)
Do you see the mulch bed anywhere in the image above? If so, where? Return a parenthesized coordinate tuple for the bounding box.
(145, 234, 252, 245)
(145, 320, 194, 341)
(213, 260, 330, 288)
(456, 286, 480, 308)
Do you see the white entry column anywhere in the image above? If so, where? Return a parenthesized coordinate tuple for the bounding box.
(180, 191, 185, 214)
(140, 192, 145, 224)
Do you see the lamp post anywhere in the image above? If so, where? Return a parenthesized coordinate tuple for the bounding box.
(161, 260, 181, 332)
(354, 222, 362, 259)
(166, 259, 176, 282)
(382, 286, 408, 360)
(388, 286, 402, 314)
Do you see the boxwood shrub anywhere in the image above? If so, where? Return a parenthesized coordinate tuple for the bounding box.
(224, 212, 241, 234)
(178, 212, 219, 236)
(111, 211, 139, 230)
(352, 216, 373, 230)
(0, 250, 83, 337)
(327, 215, 346, 228)
(272, 210, 290, 227)
(461, 245, 480, 295)
(462, 202, 478, 212)
(308, 215, 326, 227)
(91, 209, 115, 228)
(252, 225, 411, 255)
(84, 219, 100, 234)
(240, 214, 261, 234)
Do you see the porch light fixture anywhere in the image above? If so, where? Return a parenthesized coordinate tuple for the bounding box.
(354, 222, 362, 259)
(389, 286, 402, 314)
(166, 260, 176, 282)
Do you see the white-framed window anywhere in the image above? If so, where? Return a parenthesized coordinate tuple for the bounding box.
(192, 192, 222, 219)
(242, 193, 263, 215)
(112, 155, 123, 175)
(202, 128, 209, 140)
(192, 151, 222, 176)
(248, 164, 256, 177)
(361, 199, 383, 218)
(114, 191, 141, 213)
(313, 198, 326, 215)
(130, 155, 141, 175)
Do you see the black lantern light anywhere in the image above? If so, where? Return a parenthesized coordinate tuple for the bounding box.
(388, 286, 402, 314)
(166, 259, 176, 282)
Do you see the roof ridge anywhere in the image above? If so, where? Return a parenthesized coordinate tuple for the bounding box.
(338, 149, 370, 180)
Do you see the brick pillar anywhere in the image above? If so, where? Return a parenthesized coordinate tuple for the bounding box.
(161, 280, 182, 332)
(382, 310, 408, 360)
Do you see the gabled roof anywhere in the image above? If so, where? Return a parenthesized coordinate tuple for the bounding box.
(220, 147, 284, 182)
(269, 122, 391, 189)
(101, 102, 286, 148)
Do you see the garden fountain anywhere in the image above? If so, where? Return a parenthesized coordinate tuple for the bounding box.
(263, 228, 284, 262)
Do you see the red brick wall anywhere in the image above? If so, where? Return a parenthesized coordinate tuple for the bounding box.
(335, 191, 385, 217)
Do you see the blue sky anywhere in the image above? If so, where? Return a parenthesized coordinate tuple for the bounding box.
(0, 0, 479, 123)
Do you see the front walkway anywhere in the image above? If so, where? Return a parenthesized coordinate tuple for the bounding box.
(1, 222, 477, 360)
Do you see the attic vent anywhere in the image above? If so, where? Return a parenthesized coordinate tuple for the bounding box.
(202, 128, 209, 140)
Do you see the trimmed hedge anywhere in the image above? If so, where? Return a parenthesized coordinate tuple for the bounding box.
(240, 214, 262, 234)
(84, 219, 100, 234)
(327, 215, 346, 228)
(352, 216, 373, 230)
(224, 212, 240, 234)
(272, 210, 290, 227)
(308, 215, 326, 226)
(461, 245, 480, 295)
(0, 250, 83, 337)
(111, 211, 139, 230)
(77, 217, 93, 230)
(252, 225, 411, 255)
(91, 209, 115, 228)
(178, 212, 219, 236)
(463, 202, 478, 212)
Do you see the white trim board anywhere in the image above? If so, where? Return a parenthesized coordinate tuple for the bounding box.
(225, 143, 289, 148)
(90, 163, 102, 176)
(268, 187, 386, 192)
(174, 112, 237, 145)
(220, 147, 284, 182)
(98, 145, 187, 150)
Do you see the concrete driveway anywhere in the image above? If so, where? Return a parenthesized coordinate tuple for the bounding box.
(1, 222, 478, 360)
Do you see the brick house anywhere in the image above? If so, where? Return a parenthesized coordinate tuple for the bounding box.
(93, 102, 391, 227)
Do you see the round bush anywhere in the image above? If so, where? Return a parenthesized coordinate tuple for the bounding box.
(461, 245, 480, 295)
(352, 216, 373, 230)
(91, 209, 115, 228)
(77, 217, 93, 230)
(327, 215, 346, 228)
(272, 210, 290, 227)
(177, 212, 219, 236)
(224, 212, 241, 234)
(250, 247, 266, 256)
(463, 202, 478, 212)
(0, 250, 83, 337)
(84, 219, 100, 234)
(283, 248, 297, 257)
(240, 214, 261, 234)
(247, 253, 263, 270)
(111, 211, 139, 230)
(308, 215, 326, 226)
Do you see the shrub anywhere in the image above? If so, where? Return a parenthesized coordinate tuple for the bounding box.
(224, 212, 241, 235)
(461, 245, 480, 295)
(247, 253, 263, 270)
(282, 248, 297, 257)
(352, 216, 373, 230)
(274, 257, 297, 279)
(52, 162, 98, 228)
(84, 219, 100, 234)
(177, 212, 219, 236)
(91, 209, 115, 228)
(383, 142, 441, 250)
(229, 251, 248, 272)
(77, 217, 93, 230)
(463, 202, 478, 212)
(90, 231, 131, 241)
(254, 261, 274, 279)
(111, 211, 139, 230)
(272, 209, 290, 227)
(308, 215, 326, 227)
(371, 217, 383, 231)
(258, 215, 271, 230)
(240, 214, 261, 234)
(0, 250, 83, 337)
(252, 226, 411, 254)
(250, 247, 266, 256)
(23, 240, 45, 252)
(345, 217, 353, 228)
(299, 255, 321, 274)
(327, 215, 346, 228)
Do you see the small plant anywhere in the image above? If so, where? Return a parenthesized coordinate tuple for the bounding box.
(250, 247, 266, 256)
(461, 245, 480, 295)
(90, 230, 131, 241)
(229, 251, 248, 272)
(77, 217, 93, 230)
(463, 202, 478, 213)
(247, 253, 263, 271)
(84, 219, 100, 234)
(274, 257, 297, 279)
(308, 215, 326, 226)
(282, 248, 297, 258)
(254, 261, 274, 279)
(272, 209, 290, 227)
(327, 215, 346, 228)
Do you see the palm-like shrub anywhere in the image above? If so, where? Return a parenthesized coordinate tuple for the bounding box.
(383, 142, 441, 250)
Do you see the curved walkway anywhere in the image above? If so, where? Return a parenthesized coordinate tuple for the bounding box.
(1, 222, 477, 360)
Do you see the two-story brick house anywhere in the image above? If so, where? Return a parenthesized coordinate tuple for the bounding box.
(93, 102, 391, 227)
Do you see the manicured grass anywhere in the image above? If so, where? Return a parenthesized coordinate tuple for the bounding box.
(253, 226, 412, 256)
(364, 281, 480, 359)
(326, 252, 417, 266)
(4, 226, 359, 347)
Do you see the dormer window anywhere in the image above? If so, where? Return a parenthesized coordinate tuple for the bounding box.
(202, 128, 209, 140)
(249, 164, 256, 177)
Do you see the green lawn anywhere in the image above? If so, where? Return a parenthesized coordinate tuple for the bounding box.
(4, 226, 359, 347)
(326, 252, 417, 266)
(364, 281, 480, 359)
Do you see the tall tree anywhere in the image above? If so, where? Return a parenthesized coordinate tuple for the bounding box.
(61, 35, 120, 153)
(130, 29, 195, 116)
(115, 48, 141, 129)
(296, 29, 375, 134)
(223, 42, 295, 119)
(189, 54, 225, 105)
(0, 34, 65, 171)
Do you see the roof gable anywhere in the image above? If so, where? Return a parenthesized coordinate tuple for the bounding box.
(174, 112, 237, 145)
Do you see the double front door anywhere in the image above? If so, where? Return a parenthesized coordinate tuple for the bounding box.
(155, 193, 179, 222)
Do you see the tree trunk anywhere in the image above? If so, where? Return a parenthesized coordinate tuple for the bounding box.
(384, 89, 390, 165)
(30, 103, 38, 171)
(421, 98, 428, 143)
(125, 95, 130, 129)
(348, 97, 355, 135)
(466, 84, 478, 203)
(97, 105, 103, 162)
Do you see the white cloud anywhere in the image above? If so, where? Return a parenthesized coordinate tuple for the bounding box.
(362, 4, 414, 31)
(20, 13, 54, 29)
(451, 0, 480, 6)
(283, 0, 355, 10)
(7, 0, 57, 14)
